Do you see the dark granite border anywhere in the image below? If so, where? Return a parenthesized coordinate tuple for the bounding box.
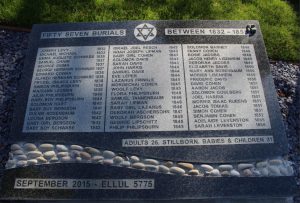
(8, 20, 288, 163)
(0, 164, 297, 200)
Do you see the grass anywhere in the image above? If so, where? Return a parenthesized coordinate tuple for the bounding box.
(0, 0, 299, 61)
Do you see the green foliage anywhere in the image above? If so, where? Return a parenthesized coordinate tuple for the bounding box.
(0, 0, 299, 60)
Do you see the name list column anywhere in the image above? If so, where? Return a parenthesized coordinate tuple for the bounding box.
(23, 46, 108, 132)
(105, 44, 188, 132)
(183, 44, 271, 130)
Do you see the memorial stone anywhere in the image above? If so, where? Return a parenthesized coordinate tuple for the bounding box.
(0, 20, 296, 200)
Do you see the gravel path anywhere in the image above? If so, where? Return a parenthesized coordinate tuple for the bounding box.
(270, 60, 300, 200)
(0, 30, 29, 172)
(0, 30, 299, 199)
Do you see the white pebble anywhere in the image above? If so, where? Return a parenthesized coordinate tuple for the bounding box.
(268, 165, 281, 176)
(279, 166, 289, 176)
(256, 161, 268, 168)
(27, 151, 42, 159)
(230, 170, 240, 177)
(130, 156, 140, 163)
(158, 165, 170, 173)
(201, 164, 214, 172)
(13, 150, 24, 155)
(103, 159, 113, 165)
(221, 171, 231, 177)
(269, 159, 283, 166)
(27, 159, 38, 165)
(260, 168, 269, 176)
(57, 152, 69, 158)
(61, 156, 72, 163)
(113, 156, 124, 164)
(75, 157, 82, 162)
(70, 145, 83, 151)
(164, 161, 173, 167)
(170, 167, 185, 175)
(11, 144, 21, 151)
(6, 160, 16, 168)
(92, 156, 104, 163)
(39, 144, 54, 152)
(49, 157, 59, 163)
(103, 150, 115, 159)
(43, 151, 56, 159)
(23, 143, 37, 151)
(188, 169, 200, 176)
(252, 169, 261, 176)
(15, 155, 27, 160)
(56, 144, 68, 152)
(218, 164, 233, 171)
(120, 161, 131, 167)
(242, 169, 253, 177)
(84, 147, 101, 155)
(37, 157, 47, 163)
(132, 162, 145, 170)
(177, 162, 194, 170)
(80, 152, 91, 160)
(238, 163, 254, 170)
(210, 169, 221, 176)
(70, 150, 81, 158)
(17, 160, 27, 167)
(143, 159, 159, 165)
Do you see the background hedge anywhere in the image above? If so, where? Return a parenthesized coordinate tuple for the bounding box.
(0, 0, 299, 61)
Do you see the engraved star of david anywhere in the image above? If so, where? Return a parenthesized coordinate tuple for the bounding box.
(134, 23, 157, 41)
